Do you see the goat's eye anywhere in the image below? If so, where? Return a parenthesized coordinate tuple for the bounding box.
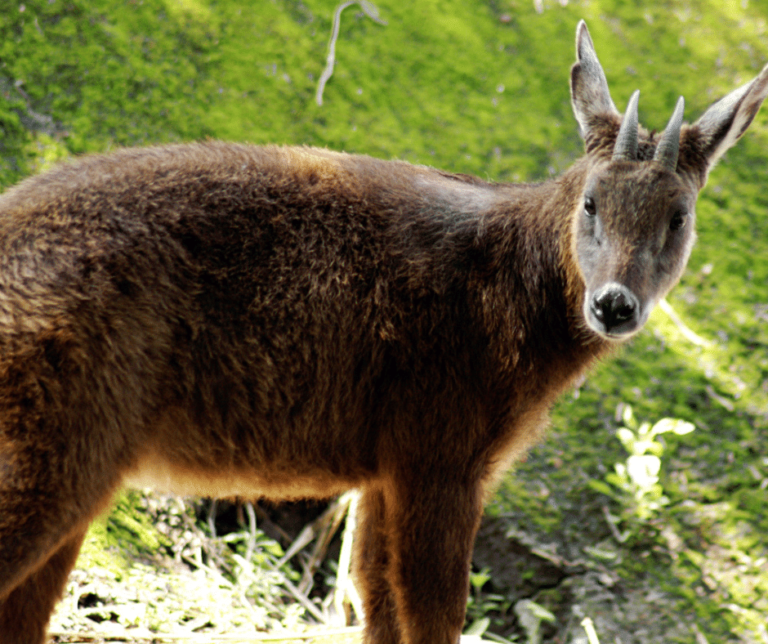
(584, 196, 597, 217)
(670, 211, 687, 231)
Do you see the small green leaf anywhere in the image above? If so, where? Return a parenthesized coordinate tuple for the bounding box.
(616, 427, 636, 451)
(637, 421, 652, 437)
(672, 420, 695, 435)
(621, 404, 636, 428)
(627, 455, 661, 488)
(470, 567, 492, 589)
(527, 601, 556, 622)
(584, 545, 619, 561)
(588, 479, 616, 497)
(464, 617, 490, 636)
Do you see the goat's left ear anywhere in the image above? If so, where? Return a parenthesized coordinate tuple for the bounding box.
(692, 63, 768, 170)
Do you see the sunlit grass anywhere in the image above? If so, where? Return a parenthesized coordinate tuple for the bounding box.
(2, 0, 767, 640)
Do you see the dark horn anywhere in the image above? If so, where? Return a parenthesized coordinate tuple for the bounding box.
(612, 90, 640, 161)
(654, 96, 685, 171)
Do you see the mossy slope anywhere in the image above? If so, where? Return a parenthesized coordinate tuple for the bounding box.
(2, 0, 767, 641)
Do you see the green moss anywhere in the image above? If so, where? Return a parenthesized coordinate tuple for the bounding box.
(3, 0, 768, 638)
(77, 491, 171, 577)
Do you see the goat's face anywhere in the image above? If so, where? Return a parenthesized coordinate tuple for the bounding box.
(569, 20, 768, 341)
(574, 161, 696, 339)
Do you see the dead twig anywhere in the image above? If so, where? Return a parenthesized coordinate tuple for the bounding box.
(279, 573, 328, 624)
(705, 384, 735, 411)
(297, 493, 354, 594)
(316, 1, 386, 106)
(332, 491, 360, 625)
(245, 501, 258, 563)
(658, 298, 711, 347)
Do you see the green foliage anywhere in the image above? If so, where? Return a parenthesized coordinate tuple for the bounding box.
(3, 0, 767, 640)
(53, 492, 307, 634)
(590, 406, 695, 531)
(75, 491, 173, 577)
(513, 599, 555, 644)
(465, 567, 513, 637)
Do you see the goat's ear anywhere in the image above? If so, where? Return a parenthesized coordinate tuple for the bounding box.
(570, 20, 619, 140)
(692, 63, 768, 169)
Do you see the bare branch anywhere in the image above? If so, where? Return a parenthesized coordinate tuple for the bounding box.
(658, 298, 711, 347)
(316, 1, 386, 106)
(333, 491, 360, 625)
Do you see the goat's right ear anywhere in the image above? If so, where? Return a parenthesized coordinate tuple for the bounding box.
(570, 21, 619, 140)
(691, 63, 768, 171)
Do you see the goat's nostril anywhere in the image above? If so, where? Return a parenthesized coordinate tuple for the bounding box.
(591, 297, 606, 323)
(614, 299, 635, 321)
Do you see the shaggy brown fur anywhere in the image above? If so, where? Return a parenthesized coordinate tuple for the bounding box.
(0, 22, 766, 644)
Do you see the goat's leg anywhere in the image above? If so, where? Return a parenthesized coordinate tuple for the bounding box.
(0, 528, 88, 644)
(0, 330, 148, 642)
(0, 435, 116, 644)
(384, 471, 483, 644)
(0, 415, 122, 641)
(355, 487, 401, 644)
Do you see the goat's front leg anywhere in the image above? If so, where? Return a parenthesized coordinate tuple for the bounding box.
(367, 468, 483, 644)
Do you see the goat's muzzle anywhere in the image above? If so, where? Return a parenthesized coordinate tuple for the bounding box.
(587, 283, 641, 338)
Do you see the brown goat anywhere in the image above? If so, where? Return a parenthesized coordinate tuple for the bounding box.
(1, 21, 767, 644)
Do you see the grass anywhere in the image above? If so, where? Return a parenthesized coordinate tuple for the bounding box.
(2, 0, 768, 641)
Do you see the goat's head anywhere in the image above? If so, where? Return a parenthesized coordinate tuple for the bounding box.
(570, 21, 768, 340)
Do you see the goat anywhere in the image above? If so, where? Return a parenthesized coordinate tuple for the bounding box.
(0, 20, 766, 644)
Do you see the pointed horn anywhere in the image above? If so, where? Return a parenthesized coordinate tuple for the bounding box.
(613, 90, 640, 161)
(654, 96, 685, 171)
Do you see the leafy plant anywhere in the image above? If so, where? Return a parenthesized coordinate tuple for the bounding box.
(464, 567, 515, 641)
(513, 599, 555, 644)
(590, 405, 695, 536)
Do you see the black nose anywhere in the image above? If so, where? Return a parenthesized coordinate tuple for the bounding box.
(590, 285, 639, 334)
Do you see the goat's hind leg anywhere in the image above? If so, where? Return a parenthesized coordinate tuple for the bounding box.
(0, 426, 119, 644)
(0, 369, 125, 642)
(0, 528, 88, 644)
(0, 429, 119, 644)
